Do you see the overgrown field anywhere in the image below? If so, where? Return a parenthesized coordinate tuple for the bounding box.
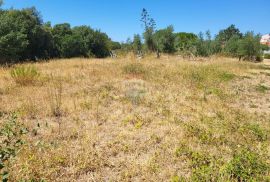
(1, 56, 270, 181)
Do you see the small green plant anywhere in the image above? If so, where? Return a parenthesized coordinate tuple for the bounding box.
(175, 145, 220, 181)
(219, 72, 235, 82)
(122, 63, 146, 76)
(255, 84, 270, 93)
(0, 113, 28, 182)
(10, 66, 40, 86)
(226, 149, 269, 181)
(241, 123, 268, 142)
(170, 175, 185, 182)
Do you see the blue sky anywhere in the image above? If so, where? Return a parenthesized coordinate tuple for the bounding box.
(2, 0, 270, 42)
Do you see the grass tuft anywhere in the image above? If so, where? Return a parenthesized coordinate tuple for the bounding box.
(10, 66, 40, 86)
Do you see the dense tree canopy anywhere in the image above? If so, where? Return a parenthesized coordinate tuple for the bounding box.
(0, 6, 114, 64)
(153, 26, 175, 53)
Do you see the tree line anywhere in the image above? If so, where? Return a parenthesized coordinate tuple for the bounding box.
(124, 9, 268, 61)
(0, 4, 117, 64)
(0, 4, 268, 64)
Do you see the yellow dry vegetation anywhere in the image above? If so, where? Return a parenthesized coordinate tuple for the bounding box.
(0, 56, 270, 181)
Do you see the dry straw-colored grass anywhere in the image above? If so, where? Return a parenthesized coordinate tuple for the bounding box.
(0, 56, 270, 181)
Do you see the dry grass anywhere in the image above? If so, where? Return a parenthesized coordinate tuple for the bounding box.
(0, 56, 270, 181)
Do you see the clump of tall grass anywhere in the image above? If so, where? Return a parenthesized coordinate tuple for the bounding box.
(122, 63, 146, 76)
(10, 66, 40, 86)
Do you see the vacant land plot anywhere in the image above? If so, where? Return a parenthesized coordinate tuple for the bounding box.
(1, 56, 270, 181)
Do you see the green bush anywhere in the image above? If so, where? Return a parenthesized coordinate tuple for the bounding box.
(10, 66, 40, 86)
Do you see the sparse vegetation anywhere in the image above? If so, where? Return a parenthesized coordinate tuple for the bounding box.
(0, 1, 270, 181)
(0, 113, 28, 181)
(0, 57, 269, 181)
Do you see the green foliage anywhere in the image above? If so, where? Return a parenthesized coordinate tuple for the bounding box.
(255, 84, 270, 93)
(0, 10, 29, 63)
(223, 35, 241, 57)
(0, 7, 56, 63)
(264, 54, 270, 59)
(153, 25, 176, 53)
(175, 32, 197, 51)
(0, 113, 28, 182)
(226, 149, 269, 181)
(10, 66, 40, 86)
(132, 34, 142, 53)
(238, 32, 263, 61)
(194, 31, 215, 57)
(0, 7, 114, 64)
(52, 24, 111, 58)
(245, 123, 268, 141)
(216, 24, 242, 44)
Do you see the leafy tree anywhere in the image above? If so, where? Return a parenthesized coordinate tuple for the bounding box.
(110, 41, 121, 50)
(88, 30, 111, 58)
(0, 10, 28, 63)
(175, 32, 197, 51)
(0, 7, 56, 63)
(121, 38, 133, 52)
(52, 23, 72, 57)
(132, 34, 142, 53)
(153, 25, 175, 54)
(216, 24, 242, 44)
(238, 32, 263, 61)
(223, 35, 241, 57)
(194, 32, 209, 57)
(60, 34, 85, 58)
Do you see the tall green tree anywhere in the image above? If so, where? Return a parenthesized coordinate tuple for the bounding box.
(223, 35, 241, 57)
(153, 25, 175, 53)
(174, 32, 197, 52)
(141, 8, 156, 52)
(0, 10, 28, 63)
(0, 7, 53, 62)
(238, 32, 263, 61)
(216, 24, 242, 49)
(133, 34, 142, 53)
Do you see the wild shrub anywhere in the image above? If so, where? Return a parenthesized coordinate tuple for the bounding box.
(0, 113, 28, 181)
(10, 66, 40, 86)
(226, 149, 269, 181)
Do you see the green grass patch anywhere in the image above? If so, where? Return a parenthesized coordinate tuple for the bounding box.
(226, 149, 269, 181)
(255, 84, 270, 93)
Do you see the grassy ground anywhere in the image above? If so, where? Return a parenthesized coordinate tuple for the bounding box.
(0, 56, 270, 181)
